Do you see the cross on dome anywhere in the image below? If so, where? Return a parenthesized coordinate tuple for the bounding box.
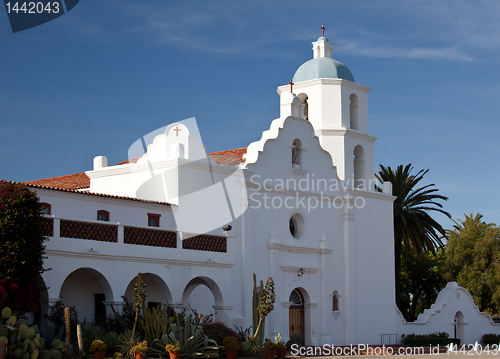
(313, 25, 333, 59)
(291, 27, 355, 83)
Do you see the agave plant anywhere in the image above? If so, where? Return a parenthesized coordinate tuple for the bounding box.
(152, 313, 218, 358)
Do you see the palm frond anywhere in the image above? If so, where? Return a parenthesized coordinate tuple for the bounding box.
(377, 163, 451, 253)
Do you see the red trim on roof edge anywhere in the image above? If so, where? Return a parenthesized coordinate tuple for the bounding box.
(23, 147, 247, 193)
(1, 180, 172, 206)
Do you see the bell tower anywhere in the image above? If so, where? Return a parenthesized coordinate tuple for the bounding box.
(277, 27, 376, 189)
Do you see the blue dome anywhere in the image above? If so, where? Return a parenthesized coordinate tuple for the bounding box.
(293, 57, 355, 83)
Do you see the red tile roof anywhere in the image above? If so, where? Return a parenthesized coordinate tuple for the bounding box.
(25, 148, 247, 191)
(16, 181, 171, 206)
(118, 157, 139, 165)
(25, 172, 90, 190)
(117, 148, 247, 166)
(209, 147, 247, 166)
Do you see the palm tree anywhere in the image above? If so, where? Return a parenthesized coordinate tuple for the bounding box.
(376, 164, 451, 309)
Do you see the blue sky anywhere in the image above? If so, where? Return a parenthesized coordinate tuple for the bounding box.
(1, 1, 499, 229)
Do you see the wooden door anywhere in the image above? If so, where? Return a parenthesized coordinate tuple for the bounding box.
(289, 307, 304, 339)
(289, 289, 305, 344)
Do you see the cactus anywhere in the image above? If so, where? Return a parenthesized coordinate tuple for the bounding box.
(251, 274, 265, 346)
(61, 309, 73, 359)
(252, 274, 259, 335)
(51, 340, 63, 351)
(63, 308, 70, 345)
(60, 343, 73, 359)
(14, 348, 24, 358)
(50, 349, 61, 359)
(0, 308, 51, 359)
(141, 306, 167, 342)
(0, 306, 76, 359)
(39, 350, 51, 359)
(1, 308, 12, 319)
(76, 325, 83, 358)
(7, 316, 16, 327)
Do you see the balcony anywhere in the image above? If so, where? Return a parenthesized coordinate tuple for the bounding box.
(41, 217, 227, 253)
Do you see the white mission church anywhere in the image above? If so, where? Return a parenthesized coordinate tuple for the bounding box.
(24, 30, 500, 346)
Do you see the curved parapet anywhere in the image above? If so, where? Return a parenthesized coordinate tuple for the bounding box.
(242, 117, 288, 167)
(242, 116, 340, 183)
(400, 282, 500, 345)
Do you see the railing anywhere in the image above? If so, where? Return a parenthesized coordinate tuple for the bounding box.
(42, 216, 226, 252)
(183, 233, 227, 253)
(41, 217, 54, 237)
(381, 333, 398, 345)
(124, 226, 176, 248)
(60, 219, 117, 242)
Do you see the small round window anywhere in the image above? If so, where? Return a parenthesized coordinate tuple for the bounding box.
(289, 213, 305, 240)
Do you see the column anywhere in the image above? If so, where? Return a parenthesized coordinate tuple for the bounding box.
(320, 236, 331, 345)
(343, 193, 356, 345)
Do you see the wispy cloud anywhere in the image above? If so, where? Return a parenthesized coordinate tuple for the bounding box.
(406, 1, 500, 50)
(339, 42, 474, 61)
(63, 0, 500, 62)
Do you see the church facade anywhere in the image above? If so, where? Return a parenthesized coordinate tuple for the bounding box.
(25, 33, 500, 346)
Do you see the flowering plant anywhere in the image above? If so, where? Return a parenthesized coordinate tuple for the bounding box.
(274, 333, 286, 350)
(165, 342, 181, 353)
(89, 340, 107, 352)
(131, 340, 149, 354)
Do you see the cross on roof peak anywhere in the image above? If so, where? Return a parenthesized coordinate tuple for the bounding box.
(321, 24, 325, 37)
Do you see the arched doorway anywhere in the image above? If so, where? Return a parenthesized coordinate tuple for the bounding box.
(289, 289, 305, 345)
(124, 273, 173, 310)
(59, 268, 113, 325)
(182, 277, 223, 318)
(454, 311, 465, 344)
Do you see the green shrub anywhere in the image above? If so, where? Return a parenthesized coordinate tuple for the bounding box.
(482, 334, 500, 346)
(0, 182, 47, 313)
(202, 322, 237, 346)
(401, 332, 459, 347)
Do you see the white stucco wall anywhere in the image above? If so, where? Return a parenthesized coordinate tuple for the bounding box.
(398, 282, 500, 345)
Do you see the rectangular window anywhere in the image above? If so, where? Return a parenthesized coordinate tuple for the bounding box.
(148, 213, 160, 227)
(97, 210, 110, 222)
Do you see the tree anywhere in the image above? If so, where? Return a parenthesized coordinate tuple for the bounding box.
(376, 164, 450, 309)
(0, 181, 47, 313)
(442, 213, 500, 315)
(400, 246, 446, 321)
